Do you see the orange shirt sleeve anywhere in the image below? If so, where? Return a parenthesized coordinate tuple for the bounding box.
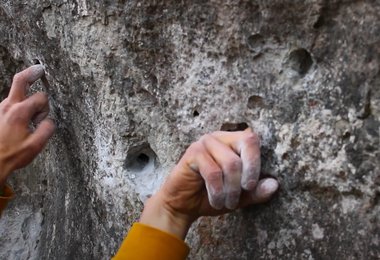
(113, 223, 190, 260)
(0, 185, 14, 216)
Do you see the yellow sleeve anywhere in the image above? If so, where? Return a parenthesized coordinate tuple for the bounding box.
(113, 222, 190, 260)
(0, 185, 14, 216)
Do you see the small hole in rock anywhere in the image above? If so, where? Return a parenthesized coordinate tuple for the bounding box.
(32, 59, 41, 65)
(282, 152, 289, 160)
(342, 132, 351, 140)
(285, 48, 313, 76)
(220, 122, 249, 132)
(313, 15, 324, 29)
(193, 110, 200, 117)
(247, 95, 265, 109)
(247, 34, 265, 52)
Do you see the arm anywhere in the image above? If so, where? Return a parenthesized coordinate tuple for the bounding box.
(0, 65, 55, 216)
(114, 130, 279, 259)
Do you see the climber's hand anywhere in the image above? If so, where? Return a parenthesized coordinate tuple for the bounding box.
(0, 65, 55, 188)
(140, 129, 279, 239)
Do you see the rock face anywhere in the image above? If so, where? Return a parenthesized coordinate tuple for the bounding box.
(0, 0, 379, 259)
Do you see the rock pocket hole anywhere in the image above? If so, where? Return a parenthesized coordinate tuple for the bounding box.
(285, 48, 313, 76)
(220, 122, 249, 132)
(313, 15, 325, 29)
(193, 110, 200, 117)
(247, 34, 265, 53)
(247, 95, 265, 109)
(342, 131, 351, 140)
(124, 144, 157, 173)
(32, 59, 41, 65)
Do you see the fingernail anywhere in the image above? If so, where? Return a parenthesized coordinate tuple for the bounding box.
(29, 64, 45, 83)
(261, 179, 279, 195)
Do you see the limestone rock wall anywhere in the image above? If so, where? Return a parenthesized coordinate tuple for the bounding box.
(0, 1, 379, 259)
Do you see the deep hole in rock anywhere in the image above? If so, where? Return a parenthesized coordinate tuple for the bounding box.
(220, 122, 249, 132)
(124, 144, 156, 172)
(286, 48, 313, 76)
(136, 153, 150, 165)
(193, 110, 200, 117)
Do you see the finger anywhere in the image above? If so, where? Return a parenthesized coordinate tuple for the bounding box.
(187, 143, 225, 210)
(21, 92, 49, 123)
(8, 65, 45, 102)
(239, 134, 261, 191)
(212, 129, 261, 191)
(201, 134, 242, 210)
(25, 119, 55, 154)
(239, 178, 279, 208)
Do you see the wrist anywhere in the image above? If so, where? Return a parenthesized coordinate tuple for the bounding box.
(139, 192, 193, 240)
(0, 162, 11, 190)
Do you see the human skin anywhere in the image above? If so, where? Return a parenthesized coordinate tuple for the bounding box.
(0, 65, 55, 190)
(140, 129, 279, 239)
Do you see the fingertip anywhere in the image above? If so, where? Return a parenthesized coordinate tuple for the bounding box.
(225, 198, 239, 210)
(28, 64, 45, 83)
(31, 64, 45, 73)
(244, 127, 252, 133)
(254, 178, 279, 198)
(261, 178, 279, 194)
(9, 65, 46, 101)
(39, 118, 56, 137)
(46, 118, 56, 132)
(206, 185, 225, 210)
(209, 197, 224, 210)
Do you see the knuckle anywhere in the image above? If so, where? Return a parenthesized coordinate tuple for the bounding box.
(205, 170, 222, 185)
(8, 104, 25, 118)
(186, 141, 205, 155)
(36, 92, 49, 102)
(25, 141, 41, 154)
(0, 98, 11, 112)
(224, 158, 242, 173)
(199, 133, 212, 143)
(13, 72, 24, 83)
(32, 92, 49, 109)
(244, 132, 260, 146)
(11, 103, 26, 113)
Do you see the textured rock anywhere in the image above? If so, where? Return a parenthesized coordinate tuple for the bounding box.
(0, 0, 379, 259)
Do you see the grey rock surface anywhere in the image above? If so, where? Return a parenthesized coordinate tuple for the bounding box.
(0, 0, 379, 259)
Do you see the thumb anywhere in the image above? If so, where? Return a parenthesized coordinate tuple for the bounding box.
(239, 178, 279, 207)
